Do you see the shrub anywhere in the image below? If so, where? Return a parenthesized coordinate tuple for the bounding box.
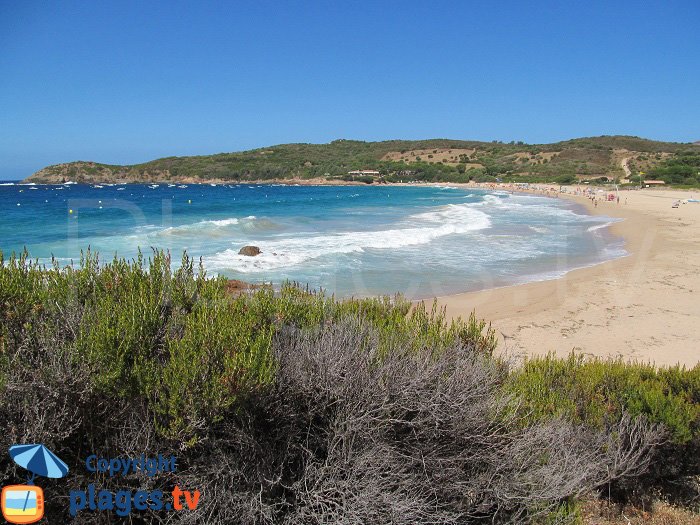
(555, 174, 577, 185)
(180, 319, 658, 524)
(0, 250, 498, 443)
(0, 252, 673, 522)
(506, 354, 699, 443)
(507, 354, 700, 506)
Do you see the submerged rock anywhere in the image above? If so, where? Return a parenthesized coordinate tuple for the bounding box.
(239, 245, 261, 256)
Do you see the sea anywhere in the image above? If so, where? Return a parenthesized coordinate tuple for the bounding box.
(0, 181, 625, 298)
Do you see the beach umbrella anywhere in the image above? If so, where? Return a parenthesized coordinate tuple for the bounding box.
(9, 444, 69, 480)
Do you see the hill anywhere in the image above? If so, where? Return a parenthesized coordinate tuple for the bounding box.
(23, 135, 700, 185)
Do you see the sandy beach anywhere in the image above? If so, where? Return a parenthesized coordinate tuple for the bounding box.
(428, 185, 700, 368)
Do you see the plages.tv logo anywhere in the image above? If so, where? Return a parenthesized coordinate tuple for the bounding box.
(1, 444, 69, 524)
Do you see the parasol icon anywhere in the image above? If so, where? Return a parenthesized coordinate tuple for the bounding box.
(9, 444, 69, 483)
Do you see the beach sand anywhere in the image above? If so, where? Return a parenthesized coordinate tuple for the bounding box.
(427, 186, 700, 368)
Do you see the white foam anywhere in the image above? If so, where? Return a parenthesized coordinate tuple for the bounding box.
(0, 182, 15, 186)
(207, 218, 240, 227)
(142, 215, 257, 238)
(409, 202, 492, 228)
(587, 221, 617, 232)
(207, 204, 491, 273)
(471, 193, 610, 225)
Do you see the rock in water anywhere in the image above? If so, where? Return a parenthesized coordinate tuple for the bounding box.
(239, 245, 261, 256)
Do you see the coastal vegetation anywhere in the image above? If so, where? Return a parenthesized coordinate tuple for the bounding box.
(643, 150, 700, 186)
(25, 136, 700, 187)
(1, 250, 698, 523)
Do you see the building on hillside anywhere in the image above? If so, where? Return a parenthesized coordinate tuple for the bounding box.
(643, 180, 665, 187)
(348, 170, 380, 176)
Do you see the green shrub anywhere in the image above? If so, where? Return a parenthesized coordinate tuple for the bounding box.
(506, 354, 700, 508)
(537, 498, 582, 525)
(0, 250, 694, 521)
(0, 250, 498, 442)
(506, 353, 700, 443)
(555, 174, 577, 185)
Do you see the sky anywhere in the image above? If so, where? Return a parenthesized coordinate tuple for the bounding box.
(1, 0, 699, 179)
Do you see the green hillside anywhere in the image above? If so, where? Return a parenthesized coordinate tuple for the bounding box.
(24, 135, 700, 185)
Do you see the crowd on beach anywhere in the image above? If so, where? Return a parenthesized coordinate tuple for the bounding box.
(473, 181, 700, 209)
(471, 181, 628, 207)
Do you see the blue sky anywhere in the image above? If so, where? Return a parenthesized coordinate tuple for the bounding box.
(1, 0, 699, 179)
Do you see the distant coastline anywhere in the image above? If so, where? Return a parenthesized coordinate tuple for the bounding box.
(22, 135, 700, 187)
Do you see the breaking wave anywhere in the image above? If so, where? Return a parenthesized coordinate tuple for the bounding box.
(207, 204, 491, 273)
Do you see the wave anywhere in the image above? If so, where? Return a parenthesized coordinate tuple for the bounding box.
(0, 182, 15, 186)
(409, 202, 492, 227)
(138, 215, 260, 238)
(203, 196, 619, 275)
(207, 218, 240, 227)
(472, 192, 613, 224)
(204, 215, 255, 227)
(207, 204, 491, 273)
(586, 221, 618, 232)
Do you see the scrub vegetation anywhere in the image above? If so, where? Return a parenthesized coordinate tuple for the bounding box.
(25, 136, 700, 187)
(644, 151, 700, 186)
(0, 251, 698, 523)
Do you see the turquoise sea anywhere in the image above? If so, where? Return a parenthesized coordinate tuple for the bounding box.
(0, 182, 625, 298)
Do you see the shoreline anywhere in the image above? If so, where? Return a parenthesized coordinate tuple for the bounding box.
(422, 183, 700, 368)
(5, 179, 698, 367)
